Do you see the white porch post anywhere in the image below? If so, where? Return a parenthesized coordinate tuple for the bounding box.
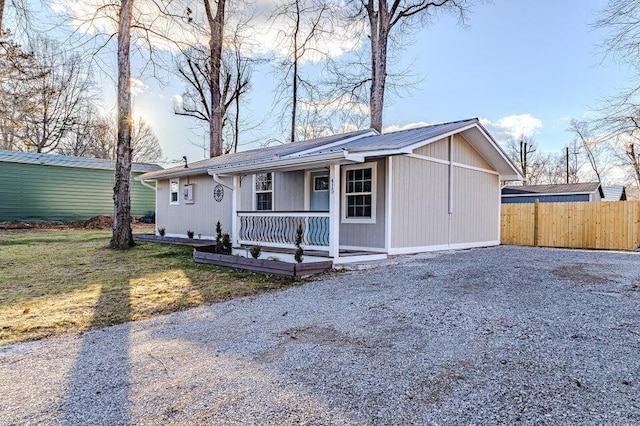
(329, 164, 340, 259)
(231, 174, 241, 247)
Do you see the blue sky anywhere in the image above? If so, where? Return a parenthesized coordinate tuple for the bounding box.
(91, 0, 627, 165)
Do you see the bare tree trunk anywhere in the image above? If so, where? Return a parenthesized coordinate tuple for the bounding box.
(110, 0, 134, 249)
(570, 119, 602, 183)
(0, 0, 5, 29)
(359, 0, 468, 133)
(290, 0, 301, 142)
(204, 0, 225, 158)
(291, 54, 297, 142)
(627, 143, 640, 189)
(233, 84, 240, 152)
(368, 0, 389, 132)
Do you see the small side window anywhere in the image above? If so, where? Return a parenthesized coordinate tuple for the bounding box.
(255, 173, 273, 211)
(170, 180, 179, 205)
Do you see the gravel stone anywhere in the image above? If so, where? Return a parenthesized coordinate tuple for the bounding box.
(1, 245, 639, 425)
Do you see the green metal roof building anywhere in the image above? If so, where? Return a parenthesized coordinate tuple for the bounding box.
(0, 150, 162, 222)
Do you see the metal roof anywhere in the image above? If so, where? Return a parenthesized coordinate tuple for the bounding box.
(138, 118, 522, 181)
(602, 185, 627, 201)
(296, 119, 478, 155)
(139, 129, 378, 180)
(502, 183, 603, 196)
(0, 150, 163, 173)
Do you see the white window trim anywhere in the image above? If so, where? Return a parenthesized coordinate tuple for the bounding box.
(170, 178, 179, 206)
(341, 162, 377, 224)
(254, 172, 274, 211)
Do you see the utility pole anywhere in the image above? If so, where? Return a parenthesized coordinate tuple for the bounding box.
(519, 137, 528, 179)
(565, 146, 569, 184)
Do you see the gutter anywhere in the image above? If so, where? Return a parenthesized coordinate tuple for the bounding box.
(139, 179, 156, 191)
(135, 167, 210, 181)
(207, 150, 359, 176)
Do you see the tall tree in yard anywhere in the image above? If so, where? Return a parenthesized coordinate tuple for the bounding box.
(272, 0, 329, 142)
(0, 0, 30, 31)
(0, 30, 39, 150)
(590, 0, 640, 191)
(21, 37, 95, 153)
(347, 0, 470, 131)
(174, 42, 250, 155)
(203, 0, 226, 158)
(111, 0, 134, 249)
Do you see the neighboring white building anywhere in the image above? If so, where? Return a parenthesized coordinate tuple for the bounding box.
(602, 185, 627, 201)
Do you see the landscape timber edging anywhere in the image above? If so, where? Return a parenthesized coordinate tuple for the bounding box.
(193, 248, 333, 278)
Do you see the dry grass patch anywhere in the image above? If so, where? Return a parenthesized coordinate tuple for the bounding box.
(0, 230, 293, 345)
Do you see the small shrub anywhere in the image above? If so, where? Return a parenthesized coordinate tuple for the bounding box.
(158, 227, 166, 236)
(222, 233, 232, 254)
(267, 256, 282, 262)
(215, 221, 224, 253)
(294, 223, 304, 263)
(187, 230, 194, 239)
(250, 245, 262, 259)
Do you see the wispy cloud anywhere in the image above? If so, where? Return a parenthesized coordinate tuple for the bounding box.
(52, 0, 363, 60)
(130, 78, 147, 97)
(172, 94, 184, 105)
(383, 121, 429, 133)
(480, 114, 543, 142)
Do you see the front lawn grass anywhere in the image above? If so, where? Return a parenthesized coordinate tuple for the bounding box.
(0, 230, 293, 345)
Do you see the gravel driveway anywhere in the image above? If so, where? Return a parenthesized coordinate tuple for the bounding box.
(1, 245, 639, 425)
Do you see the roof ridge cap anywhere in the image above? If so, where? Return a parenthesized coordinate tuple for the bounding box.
(381, 117, 478, 135)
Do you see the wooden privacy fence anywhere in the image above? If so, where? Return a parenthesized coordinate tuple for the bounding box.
(501, 200, 640, 250)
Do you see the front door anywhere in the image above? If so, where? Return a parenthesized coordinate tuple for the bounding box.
(310, 171, 329, 211)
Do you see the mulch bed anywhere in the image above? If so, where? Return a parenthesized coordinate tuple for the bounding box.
(0, 216, 152, 231)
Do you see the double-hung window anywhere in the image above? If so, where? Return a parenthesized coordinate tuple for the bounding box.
(170, 179, 179, 205)
(255, 173, 273, 211)
(342, 163, 376, 223)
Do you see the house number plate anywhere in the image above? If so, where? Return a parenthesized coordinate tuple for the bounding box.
(214, 184, 224, 202)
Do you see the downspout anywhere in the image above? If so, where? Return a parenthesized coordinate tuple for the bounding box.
(140, 179, 156, 191)
(448, 135, 453, 248)
(137, 178, 157, 235)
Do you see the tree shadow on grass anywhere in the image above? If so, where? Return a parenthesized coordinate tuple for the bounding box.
(61, 278, 133, 425)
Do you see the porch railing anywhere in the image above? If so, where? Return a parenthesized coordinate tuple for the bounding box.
(237, 211, 330, 249)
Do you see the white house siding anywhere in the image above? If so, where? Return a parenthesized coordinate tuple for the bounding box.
(390, 134, 500, 251)
(451, 168, 499, 244)
(452, 134, 493, 169)
(338, 158, 387, 250)
(390, 155, 449, 248)
(156, 175, 232, 238)
(239, 175, 253, 211)
(274, 171, 305, 211)
(415, 137, 448, 160)
(238, 171, 305, 211)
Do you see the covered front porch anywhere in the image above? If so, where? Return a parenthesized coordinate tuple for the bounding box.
(234, 211, 387, 264)
(213, 157, 389, 265)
